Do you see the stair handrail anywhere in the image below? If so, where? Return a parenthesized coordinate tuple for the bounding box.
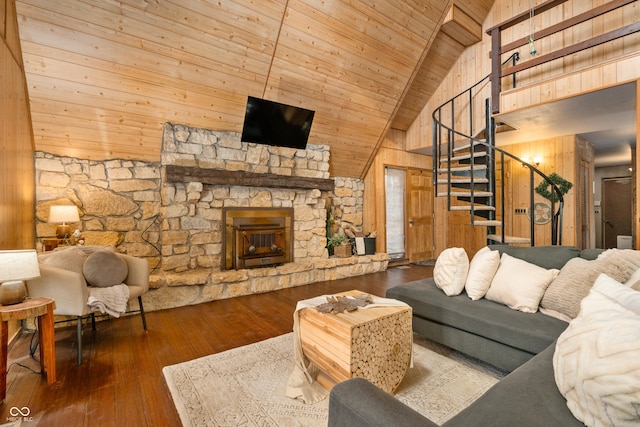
(434, 118, 565, 245)
(432, 53, 565, 245)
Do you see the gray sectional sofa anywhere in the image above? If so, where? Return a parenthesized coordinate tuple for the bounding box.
(328, 245, 602, 427)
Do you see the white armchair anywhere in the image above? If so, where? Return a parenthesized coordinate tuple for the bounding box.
(26, 251, 149, 365)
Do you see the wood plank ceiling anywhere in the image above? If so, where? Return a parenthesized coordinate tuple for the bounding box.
(15, 0, 492, 178)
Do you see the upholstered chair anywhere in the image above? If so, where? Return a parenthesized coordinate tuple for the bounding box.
(26, 247, 149, 365)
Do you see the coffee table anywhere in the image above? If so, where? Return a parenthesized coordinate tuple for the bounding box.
(298, 290, 412, 394)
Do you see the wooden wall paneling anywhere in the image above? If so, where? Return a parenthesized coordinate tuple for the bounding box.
(15, 0, 451, 178)
(363, 129, 431, 255)
(409, 0, 640, 155)
(498, 135, 580, 247)
(3, 0, 21, 62)
(1, 0, 34, 250)
(446, 211, 486, 257)
(1, 0, 5, 41)
(2, 0, 35, 342)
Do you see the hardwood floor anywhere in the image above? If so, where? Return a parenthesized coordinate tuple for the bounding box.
(3, 264, 432, 426)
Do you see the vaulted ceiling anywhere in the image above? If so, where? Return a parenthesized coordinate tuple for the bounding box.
(15, 0, 493, 178)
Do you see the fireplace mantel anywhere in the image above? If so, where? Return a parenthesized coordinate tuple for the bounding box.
(165, 165, 335, 191)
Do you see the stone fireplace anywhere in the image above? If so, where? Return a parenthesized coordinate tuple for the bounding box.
(33, 123, 388, 313)
(222, 207, 293, 270)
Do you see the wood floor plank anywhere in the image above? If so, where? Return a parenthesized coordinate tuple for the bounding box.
(5, 265, 432, 426)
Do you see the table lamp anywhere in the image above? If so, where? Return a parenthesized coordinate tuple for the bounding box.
(0, 250, 41, 305)
(49, 205, 80, 239)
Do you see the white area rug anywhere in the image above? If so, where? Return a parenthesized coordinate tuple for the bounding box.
(163, 333, 505, 426)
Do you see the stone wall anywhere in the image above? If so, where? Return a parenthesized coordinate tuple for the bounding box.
(33, 123, 387, 312)
(160, 123, 332, 273)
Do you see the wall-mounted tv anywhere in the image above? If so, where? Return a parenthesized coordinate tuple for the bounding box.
(240, 96, 315, 149)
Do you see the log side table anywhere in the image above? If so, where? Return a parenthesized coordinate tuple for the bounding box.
(298, 290, 412, 394)
(0, 297, 56, 402)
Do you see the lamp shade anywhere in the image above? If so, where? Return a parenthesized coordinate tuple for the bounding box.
(49, 205, 80, 224)
(0, 250, 41, 282)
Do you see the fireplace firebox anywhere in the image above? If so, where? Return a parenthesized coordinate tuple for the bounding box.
(222, 208, 294, 270)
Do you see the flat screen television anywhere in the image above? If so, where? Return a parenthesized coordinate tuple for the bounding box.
(240, 96, 315, 149)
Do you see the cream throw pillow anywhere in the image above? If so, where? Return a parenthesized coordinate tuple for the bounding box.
(38, 246, 88, 274)
(540, 256, 633, 319)
(465, 247, 500, 300)
(554, 274, 640, 427)
(598, 248, 640, 271)
(433, 247, 469, 296)
(485, 253, 559, 313)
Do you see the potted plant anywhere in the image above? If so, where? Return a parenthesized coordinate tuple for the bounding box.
(327, 234, 352, 258)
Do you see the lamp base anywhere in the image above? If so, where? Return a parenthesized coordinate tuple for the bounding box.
(56, 224, 71, 239)
(0, 280, 27, 305)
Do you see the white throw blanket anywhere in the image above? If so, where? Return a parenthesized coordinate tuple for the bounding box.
(87, 284, 130, 317)
(285, 293, 412, 404)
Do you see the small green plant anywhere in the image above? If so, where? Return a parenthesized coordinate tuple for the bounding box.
(327, 234, 348, 249)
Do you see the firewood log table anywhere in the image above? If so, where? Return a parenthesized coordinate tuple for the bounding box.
(298, 290, 412, 394)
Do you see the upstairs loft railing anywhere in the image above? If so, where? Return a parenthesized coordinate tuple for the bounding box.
(486, 0, 640, 114)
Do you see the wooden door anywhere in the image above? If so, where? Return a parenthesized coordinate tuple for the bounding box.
(406, 168, 434, 262)
(602, 177, 632, 249)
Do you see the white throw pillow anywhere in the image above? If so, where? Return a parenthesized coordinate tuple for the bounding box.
(554, 274, 640, 427)
(485, 253, 559, 313)
(433, 247, 469, 296)
(465, 247, 501, 300)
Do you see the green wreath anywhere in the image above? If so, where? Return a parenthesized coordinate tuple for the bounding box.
(535, 172, 573, 203)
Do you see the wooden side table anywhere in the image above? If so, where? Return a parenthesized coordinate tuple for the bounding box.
(298, 290, 412, 394)
(0, 297, 56, 402)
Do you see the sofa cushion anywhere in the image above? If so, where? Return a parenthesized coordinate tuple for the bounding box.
(485, 253, 559, 313)
(553, 274, 640, 427)
(465, 247, 501, 301)
(579, 248, 603, 261)
(433, 247, 469, 296)
(83, 250, 128, 288)
(387, 279, 568, 356)
(488, 245, 580, 270)
(444, 344, 583, 427)
(540, 256, 633, 319)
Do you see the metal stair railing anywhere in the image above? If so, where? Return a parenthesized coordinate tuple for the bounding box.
(432, 54, 565, 246)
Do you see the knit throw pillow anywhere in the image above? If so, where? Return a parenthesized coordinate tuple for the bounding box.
(554, 274, 640, 427)
(540, 256, 633, 319)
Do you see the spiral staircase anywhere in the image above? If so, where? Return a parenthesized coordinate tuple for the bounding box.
(432, 56, 565, 246)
